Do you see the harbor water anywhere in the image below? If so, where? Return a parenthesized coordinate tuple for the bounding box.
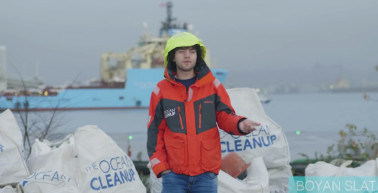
(15, 91, 378, 161)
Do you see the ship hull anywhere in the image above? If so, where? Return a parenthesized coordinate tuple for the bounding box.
(0, 68, 228, 111)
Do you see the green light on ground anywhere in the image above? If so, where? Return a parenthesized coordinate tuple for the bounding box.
(296, 130, 301, 135)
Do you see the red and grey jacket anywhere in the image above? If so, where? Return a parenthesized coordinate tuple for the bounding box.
(147, 32, 246, 177)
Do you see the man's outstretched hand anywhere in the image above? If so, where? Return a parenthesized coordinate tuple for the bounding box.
(239, 119, 260, 134)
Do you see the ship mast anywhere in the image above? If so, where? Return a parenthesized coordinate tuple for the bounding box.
(101, 1, 189, 83)
(166, 2, 174, 31)
(160, 1, 176, 37)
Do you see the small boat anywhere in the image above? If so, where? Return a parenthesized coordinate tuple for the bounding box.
(256, 89, 271, 104)
(259, 95, 271, 104)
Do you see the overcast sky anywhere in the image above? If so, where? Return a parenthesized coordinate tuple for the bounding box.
(1, 0, 378, 90)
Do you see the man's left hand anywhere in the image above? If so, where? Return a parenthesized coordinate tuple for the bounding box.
(239, 119, 260, 134)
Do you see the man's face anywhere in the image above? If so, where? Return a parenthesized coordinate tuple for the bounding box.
(173, 46, 197, 72)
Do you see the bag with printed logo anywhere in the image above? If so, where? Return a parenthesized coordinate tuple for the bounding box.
(27, 134, 78, 176)
(18, 134, 80, 193)
(222, 88, 292, 192)
(0, 109, 29, 186)
(74, 125, 146, 193)
(16, 174, 81, 193)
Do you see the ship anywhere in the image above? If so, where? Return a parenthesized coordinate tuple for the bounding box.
(0, 2, 227, 111)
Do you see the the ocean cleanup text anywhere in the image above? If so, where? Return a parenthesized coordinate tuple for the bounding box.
(85, 155, 137, 191)
(220, 125, 277, 153)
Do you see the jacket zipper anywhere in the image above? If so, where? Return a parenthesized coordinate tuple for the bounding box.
(199, 104, 202, 129)
(178, 106, 184, 130)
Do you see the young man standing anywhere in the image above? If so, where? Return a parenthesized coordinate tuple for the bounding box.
(147, 32, 260, 193)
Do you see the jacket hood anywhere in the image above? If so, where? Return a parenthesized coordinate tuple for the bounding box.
(164, 32, 206, 67)
(164, 32, 212, 83)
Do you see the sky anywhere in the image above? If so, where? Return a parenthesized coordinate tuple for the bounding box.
(1, 0, 378, 91)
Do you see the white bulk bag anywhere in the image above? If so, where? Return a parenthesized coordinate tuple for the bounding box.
(304, 159, 378, 193)
(16, 175, 81, 193)
(74, 125, 146, 193)
(222, 88, 292, 192)
(27, 134, 78, 176)
(218, 157, 269, 193)
(19, 134, 80, 193)
(0, 186, 17, 193)
(0, 109, 29, 186)
(305, 158, 378, 176)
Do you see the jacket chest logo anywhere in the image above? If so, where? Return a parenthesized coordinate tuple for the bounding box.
(164, 108, 176, 118)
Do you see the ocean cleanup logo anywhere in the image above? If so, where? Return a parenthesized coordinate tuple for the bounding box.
(21, 171, 72, 187)
(164, 108, 176, 118)
(220, 124, 277, 153)
(86, 155, 137, 191)
(0, 144, 3, 152)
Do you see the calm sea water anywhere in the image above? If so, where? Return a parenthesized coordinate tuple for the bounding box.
(16, 92, 378, 161)
(263, 92, 378, 160)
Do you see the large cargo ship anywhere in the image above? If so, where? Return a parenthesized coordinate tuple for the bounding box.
(0, 2, 227, 111)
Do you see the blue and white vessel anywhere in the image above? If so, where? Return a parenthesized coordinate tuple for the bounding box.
(0, 2, 227, 111)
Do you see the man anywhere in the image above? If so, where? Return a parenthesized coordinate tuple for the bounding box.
(147, 32, 260, 193)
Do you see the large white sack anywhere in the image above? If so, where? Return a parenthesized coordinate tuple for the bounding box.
(267, 166, 293, 193)
(27, 134, 78, 176)
(222, 88, 292, 192)
(304, 159, 378, 193)
(16, 175, 81, 193)
(74, 125, 146, 193)
(0, 109, 29, 186)
(0, 186, 17, 193)
(18, 134, 80, 193)
(305, 158, 378, 176)
(218, 157, 269, 193)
